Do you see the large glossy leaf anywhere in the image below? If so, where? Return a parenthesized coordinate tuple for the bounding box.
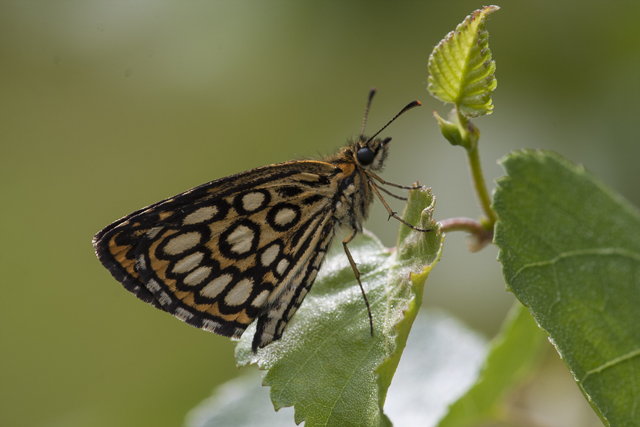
(494, 150, 640, 427)
(234, 187, 444, 426)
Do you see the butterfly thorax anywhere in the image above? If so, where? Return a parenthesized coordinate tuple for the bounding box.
(322, 136, 391, 232)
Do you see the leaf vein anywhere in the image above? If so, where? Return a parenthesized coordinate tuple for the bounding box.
(582, 348, 640, 382)
(511, 247, 640, 281)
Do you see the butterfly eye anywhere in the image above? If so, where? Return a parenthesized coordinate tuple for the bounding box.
(356, 147, 375, 166)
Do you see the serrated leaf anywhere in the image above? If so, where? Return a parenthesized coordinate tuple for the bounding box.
(428, 6, 499, 118)
(376, 188, 443, 408)
(436, 302, 548, 427)
(494, 150, 640, 427)
(187, 309, 488, 427)
(184, 369, 293, 427)
(235, 187, 444, 427)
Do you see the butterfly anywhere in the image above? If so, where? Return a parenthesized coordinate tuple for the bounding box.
(93, 88, 428, 352)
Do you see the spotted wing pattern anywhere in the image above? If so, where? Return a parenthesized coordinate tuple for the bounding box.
(93, 160, 340, 351)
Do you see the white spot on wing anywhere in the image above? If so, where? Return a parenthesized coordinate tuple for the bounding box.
(201, 274, 232, 298)
(202, 319, 222, 332)
(136, 254, 147, 270)
(225, 278, 253, 306)
(159, 291, 172, 305)
(259, 330, 275, 346)
(251, 289, 270, 308)
(164, 232, 201, 255)
(261, 244, 280, 266)
(228, 225, 254, 254)
(274, 207, 297, 226)
(296, 287, 309, 304)
(184, 266, 211, 286)
(307, 269, 318, 286)
(146, 227, 163, 238)
(276, 258, 289, 276)
(313, 252, 325, 268)
(183, 206, 218, 225)
(242, 192, 265, 211)
(175, 307, 194, 320)
(147, 278, 161, 292)
(172, 251, 204, 274)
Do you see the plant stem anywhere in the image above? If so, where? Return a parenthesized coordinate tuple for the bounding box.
(467, 144, 498, 229)
(439, 217, 493, 251)
(435, 108, 498, 248)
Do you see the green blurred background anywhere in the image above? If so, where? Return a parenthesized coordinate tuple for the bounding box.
(1, 2, 638, 426)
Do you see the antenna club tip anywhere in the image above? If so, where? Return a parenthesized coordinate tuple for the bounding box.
(400, 100, 422, 113)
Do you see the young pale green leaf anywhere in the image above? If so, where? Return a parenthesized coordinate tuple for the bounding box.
(436, 302, 548, 427)
(494, 150, 640, 427)
(433, 111, 466, 148)
(235, 187, 443, 427)
(428, 6, 499, 118)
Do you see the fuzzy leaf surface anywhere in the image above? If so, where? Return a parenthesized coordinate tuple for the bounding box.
(188, 309, 487, 427)
(494, 150, 640, 427)
(235, 188, 444, 427)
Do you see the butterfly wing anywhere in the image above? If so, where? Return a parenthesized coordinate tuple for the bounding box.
(93, 160, 339, 348)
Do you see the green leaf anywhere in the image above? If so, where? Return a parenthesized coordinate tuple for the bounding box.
(433, 111, 467, 148)
(186, 309, 489, 427)
(377, 187, 443, 409)
(428, 6, 499, 118)
(494, 150, 640, 427)
(184, 369, 293, 427)
(436, 302, 548, 427)
(235, 187, 444, 427)
(382, 309, 487, 426)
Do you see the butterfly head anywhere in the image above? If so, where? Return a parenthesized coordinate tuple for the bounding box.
(353, 92, 420, 172)
(353, 136, 391, 172)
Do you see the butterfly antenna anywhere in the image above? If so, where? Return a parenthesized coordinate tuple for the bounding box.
(360, 87, 377, 138)
(366, 100, 422, 144)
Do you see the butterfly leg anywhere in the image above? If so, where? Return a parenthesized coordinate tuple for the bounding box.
(367, 171, 423, 191)
(376, 185, 408, 201)
(342, 230, 374, 336)
(368, 180, 432, 233)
